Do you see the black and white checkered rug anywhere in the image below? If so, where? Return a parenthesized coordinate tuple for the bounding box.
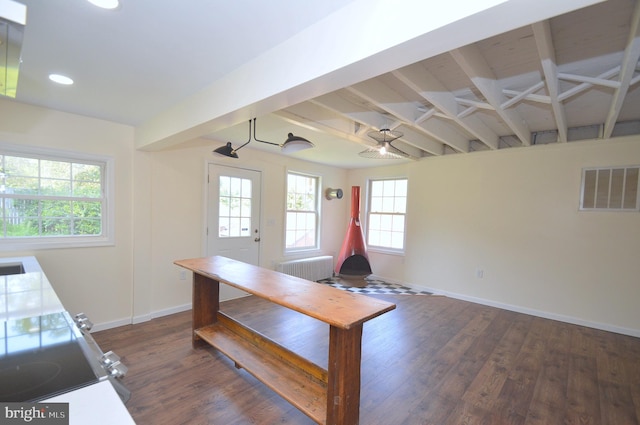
(317, 276, 432, 295)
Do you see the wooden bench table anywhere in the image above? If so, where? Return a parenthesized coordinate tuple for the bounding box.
(174, 256, 396, 425)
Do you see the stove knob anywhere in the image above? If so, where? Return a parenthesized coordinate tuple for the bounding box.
(100, 350, 121, 366)
(106, 361, 128, 379)
(74, 313, 94, 331)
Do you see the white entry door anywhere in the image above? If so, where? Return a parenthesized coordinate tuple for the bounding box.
(207, 164, 261, 298)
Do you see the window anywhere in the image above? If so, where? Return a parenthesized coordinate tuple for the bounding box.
(285, 172, 319, 251)
(0, 144, 113, 250)
(580, 166, 639, 211)
(367, 178, 407, 251)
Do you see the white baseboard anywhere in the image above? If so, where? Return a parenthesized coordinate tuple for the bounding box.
(94, 280, 640, 339)
(94, 303, 193, 331)
(403, 281, 640, 339)
(149, 303, 192, 319)
(131, 314, 151, 325)
(368, 274, 405, 286)
(91, 317, 133, 332)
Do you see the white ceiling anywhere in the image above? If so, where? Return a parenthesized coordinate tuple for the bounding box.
(6, 0, 640, 168)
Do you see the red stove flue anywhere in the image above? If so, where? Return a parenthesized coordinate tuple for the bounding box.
(335, 186, 372, 279)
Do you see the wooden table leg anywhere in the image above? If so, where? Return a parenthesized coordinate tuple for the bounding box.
(192, 273, 219, 348)
(326, 324, 363, 425)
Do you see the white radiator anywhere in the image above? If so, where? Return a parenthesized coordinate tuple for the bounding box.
(276, 256, 334, 281)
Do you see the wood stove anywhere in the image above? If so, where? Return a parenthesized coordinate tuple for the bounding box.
(335, 186, 372, 279)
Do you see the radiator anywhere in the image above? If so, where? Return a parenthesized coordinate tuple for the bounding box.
(276, 256, 334, 281)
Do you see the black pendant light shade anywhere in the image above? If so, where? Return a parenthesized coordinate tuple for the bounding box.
(213, 142, 239, 158)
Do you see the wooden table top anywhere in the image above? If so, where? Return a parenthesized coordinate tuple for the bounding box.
(175, 256, 396, 329)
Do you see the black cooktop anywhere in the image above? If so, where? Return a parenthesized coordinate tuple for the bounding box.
(0, 312, 100, 402)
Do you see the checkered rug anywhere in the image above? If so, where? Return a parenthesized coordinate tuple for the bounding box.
(317, 276, 432, 295)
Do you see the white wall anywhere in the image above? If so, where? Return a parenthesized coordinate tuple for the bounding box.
(0, 99, 135, 328)
(132, 143, 349, 321)
(402, 136, 640, 336)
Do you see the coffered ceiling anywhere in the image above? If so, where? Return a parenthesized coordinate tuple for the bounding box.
(6, 0, 640, 168)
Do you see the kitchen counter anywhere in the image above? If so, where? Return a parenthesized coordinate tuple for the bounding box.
(0, 256, 65, 321)
(0, 256, 135, 423)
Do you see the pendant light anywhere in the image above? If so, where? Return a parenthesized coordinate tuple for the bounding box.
(213, 118, 314, 158)
(282, 133, 314, 153)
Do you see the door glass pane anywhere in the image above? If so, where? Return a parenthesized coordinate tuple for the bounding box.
(219, 176, 251, 238)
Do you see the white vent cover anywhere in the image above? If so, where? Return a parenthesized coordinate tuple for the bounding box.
(580, 166, 639, 211)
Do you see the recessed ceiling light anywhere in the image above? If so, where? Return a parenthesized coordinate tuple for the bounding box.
(49, 74, 74, 85)
(87, 0, 120, 10)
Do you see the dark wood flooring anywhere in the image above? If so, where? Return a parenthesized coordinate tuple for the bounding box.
(93, 294, 640, 425)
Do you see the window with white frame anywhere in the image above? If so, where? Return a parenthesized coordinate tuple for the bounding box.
(285, 172, 319, 251)
(367, 178, 407, 251)
(0, 144, 114, 250)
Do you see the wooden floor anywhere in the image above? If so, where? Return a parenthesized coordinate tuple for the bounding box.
(93, 294, 640, 425)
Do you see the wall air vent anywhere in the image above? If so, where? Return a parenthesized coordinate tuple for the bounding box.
(0, 0, 27, 98)
(580, 166, 640, 211)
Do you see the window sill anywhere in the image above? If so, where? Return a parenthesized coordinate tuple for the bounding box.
(283, 248, 322, 257)
(367, 247, 405, 256)
(0, 236, 114, 251)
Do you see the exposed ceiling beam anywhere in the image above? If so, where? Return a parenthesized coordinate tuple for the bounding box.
(451, 45, 532, 146)
(455, 97, 494, 110)
(503, 89, 550, 104)
(393, 126, 444, 157)
(603, 0, 640, 138)
(308, 93, 390, 132)
(558, 72, 620, 88)
(558, 67, 620, 101)
(276, 103, 366, 145)
(392, 65, 499, 150)
(415, 107, 438, 124)
(310, 93, 445, 156)
(347, 81, 470, 153)
(500, 81, 546, 109)
(532, 20, 568, 142)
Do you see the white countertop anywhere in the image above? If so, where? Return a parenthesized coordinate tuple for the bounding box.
(0, 256, 65, 321)
(43, 381, 136, 425)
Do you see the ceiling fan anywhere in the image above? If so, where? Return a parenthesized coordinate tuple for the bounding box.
(359, 128, 410, 159)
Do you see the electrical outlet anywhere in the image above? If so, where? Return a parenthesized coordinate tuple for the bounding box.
(476, 268, 484, 279)
(179, 269, 187, 281)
